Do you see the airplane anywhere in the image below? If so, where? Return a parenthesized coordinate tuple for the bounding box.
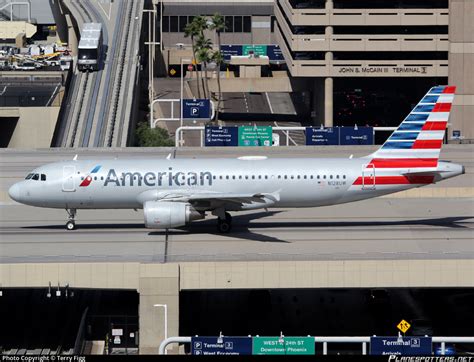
(8, 85, 464, 233)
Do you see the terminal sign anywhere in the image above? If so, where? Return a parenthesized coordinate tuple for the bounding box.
(252, 337, 315, 355)
(370, 337, 432, 355)
(182, 99, 211, 120)
(191, 337, 252, 355)
(238, 126, 272, 146)
(339, 126, 373, 145)
(306, 127, 339, 145)
(205, 126, 238, 147)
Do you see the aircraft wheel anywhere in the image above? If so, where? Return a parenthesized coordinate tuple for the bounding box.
(66, 220, 76, 230)
(217, 218, 231, 233)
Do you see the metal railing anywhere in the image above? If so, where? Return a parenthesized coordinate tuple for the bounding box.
(158, 336, 474, 355)
(174, 125, 397, 147)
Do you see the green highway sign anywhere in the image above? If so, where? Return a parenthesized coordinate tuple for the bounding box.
(252, 337, 315, 355)
(242, 45, 268, 56)
(238, 126, 272, 147)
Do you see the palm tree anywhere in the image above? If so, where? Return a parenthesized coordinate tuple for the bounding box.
(210, 50, 224, 122)
(195, 35, 213, 99)
(209, 14, 225, 122)
(191, 16, 209, 97)
(183, 21, 201, 98)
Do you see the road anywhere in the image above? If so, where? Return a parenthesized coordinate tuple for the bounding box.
(0, 146, 472, 264)
(0, 198, 472, 263)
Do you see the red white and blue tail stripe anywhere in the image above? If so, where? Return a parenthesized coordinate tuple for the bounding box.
(354, 86, 455, 188)
(369, 85, 455, 167)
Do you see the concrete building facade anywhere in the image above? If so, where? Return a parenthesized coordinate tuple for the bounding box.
(156, 0, 473, 141)
(275, 0, 473, 140)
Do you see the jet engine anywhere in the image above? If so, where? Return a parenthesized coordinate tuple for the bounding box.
(143, 201, 204, 229)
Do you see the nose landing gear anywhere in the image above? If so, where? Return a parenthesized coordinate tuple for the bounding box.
(65, 208, 77, 230)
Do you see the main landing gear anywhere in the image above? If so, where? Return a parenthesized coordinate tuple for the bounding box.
(217, 212, 232, 233)
(65, 208, 77, 230)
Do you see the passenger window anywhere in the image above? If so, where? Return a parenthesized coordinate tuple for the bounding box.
(310, 175, 313, 179)
(213, 176, 216, 180)
(278, 175, 281, 179)
(265, 175, 268, 179)
(290, 175, 294, 179)
(317, 175, 320, 179)
(323, 175, 326, 179)
(32, 174, 39, 180)
(304, 175, 307, 179)
(219, 176, 223, 180)
(41, 174, 46, 181)
(336, 175, 339, 179)
(343, 175, 346, 179)
(239, 175, 242, 179)
(232, 175, 236, 180)
(226, 175, 229, 180)
(258, 175, 261, 179)
(245, 175, 249, 179)
(252, 175, 255, 179)
(330, 175, 333, 179)
(284, 175, 288, 179)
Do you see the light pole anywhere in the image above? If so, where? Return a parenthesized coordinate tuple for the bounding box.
(143, 8, 159, 128)
(180, 58, 192, 146)
(154, 304, 168, 354)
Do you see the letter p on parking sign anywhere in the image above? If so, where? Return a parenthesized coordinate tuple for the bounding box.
(183, 99, 211, 120)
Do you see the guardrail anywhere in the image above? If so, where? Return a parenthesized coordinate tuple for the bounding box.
(174, 126, 397, 147)
(159, 336, 474, 355)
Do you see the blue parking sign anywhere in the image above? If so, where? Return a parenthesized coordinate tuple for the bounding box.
(191, 337, 252, 355)
(182, 99, 211, 120)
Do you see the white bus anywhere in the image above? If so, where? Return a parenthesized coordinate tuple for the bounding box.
(77, 23, 103, 72)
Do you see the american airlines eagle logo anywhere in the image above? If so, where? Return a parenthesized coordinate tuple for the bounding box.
(79, 165, 102, 187)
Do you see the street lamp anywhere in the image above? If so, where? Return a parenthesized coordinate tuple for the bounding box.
(154, 304, 168, 354)
(143, 8, 160, 128)
(180, 58, 192, 146)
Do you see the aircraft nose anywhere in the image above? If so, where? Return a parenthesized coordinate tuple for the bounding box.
(8, 183, 21, 202)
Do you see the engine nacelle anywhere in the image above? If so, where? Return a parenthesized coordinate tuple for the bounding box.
(143, 201, 203, 229)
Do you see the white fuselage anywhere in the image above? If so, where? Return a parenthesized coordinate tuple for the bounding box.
(7, 157, 464, 211)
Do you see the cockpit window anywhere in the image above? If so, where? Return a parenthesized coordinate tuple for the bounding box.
(25, 173, 34, 180)
(32, 174, 39, 180)
(41, 174, 46, 181)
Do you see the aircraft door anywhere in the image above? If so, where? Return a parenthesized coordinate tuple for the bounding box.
(62, 165, 76, 192)
(362, 163, 376, 190)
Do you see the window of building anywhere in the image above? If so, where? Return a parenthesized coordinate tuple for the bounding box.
(225, 16, 233, 32)
(169, 16, 179, 32)
(179, 16, 188, 32)
(234, 16, 243, 32)
(162, 16, 170, 32)
(243, 16, 251, 32)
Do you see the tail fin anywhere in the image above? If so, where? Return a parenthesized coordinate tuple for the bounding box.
(368, 85, 456, 168)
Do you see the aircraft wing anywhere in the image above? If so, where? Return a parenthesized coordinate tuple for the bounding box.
(137, 190, 280, 208)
